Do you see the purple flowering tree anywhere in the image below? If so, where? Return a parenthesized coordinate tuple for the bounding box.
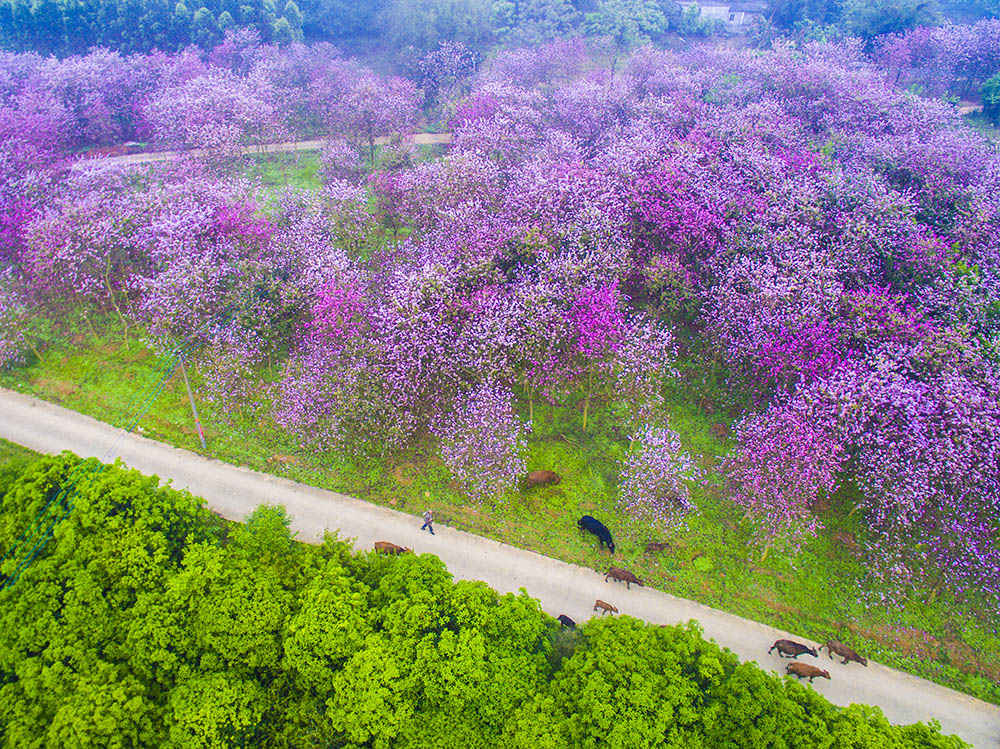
(332, 74, 420, 164)
(432, 383, 529, 503)
(0, 269, 27, 367)
(619, 424, 701, 530)
(144, 71, 280, 156)
(566, 281, 626, 432)
(725, 407, 845, 559)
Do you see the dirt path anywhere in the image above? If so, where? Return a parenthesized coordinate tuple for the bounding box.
(0, 387, 996, 747)
(75, 132, 453, 166)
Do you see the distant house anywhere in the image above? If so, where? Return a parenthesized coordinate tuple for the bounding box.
(676, 1, 768, 33)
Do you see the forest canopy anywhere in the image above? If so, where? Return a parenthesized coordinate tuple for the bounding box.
(0, 452, 969, 747)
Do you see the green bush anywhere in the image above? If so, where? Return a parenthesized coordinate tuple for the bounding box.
(982, 72, 1000, 123)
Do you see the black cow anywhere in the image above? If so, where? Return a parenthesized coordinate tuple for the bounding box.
(557, 614, 576, 629)
(578, 515, 615, 554)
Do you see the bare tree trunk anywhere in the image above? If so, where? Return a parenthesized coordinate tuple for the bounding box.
(81, 309, 98, 341)
(27, 338, 43, 362)
(759, 535, 774, 562)
(104, 255, 129, 350)
(180, 358, 207, 450)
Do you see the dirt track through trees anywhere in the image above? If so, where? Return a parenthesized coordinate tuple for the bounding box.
(73, 133, 453, 166)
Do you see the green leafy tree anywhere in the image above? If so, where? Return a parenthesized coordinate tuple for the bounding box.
(167, 671, 267, 748)
(677, 2, 717, 35)
(512, 618, 708, 746)
(281, 0, 304, 39)
(28, 0, 63, 54)
(272, 14, 294, 44)
(283, 561, 373, 693)
(300, 0, 384, 37)
(380, 0, 495, 52)
(493, 0, 582, 44)
(841, 0, 941, 40)
(172, 1, 193, 44)
(982, 72, 1000, 123)
(192, 5, 220, 47)
(585, 0, 667, 70)
(766, 0, 842, 28)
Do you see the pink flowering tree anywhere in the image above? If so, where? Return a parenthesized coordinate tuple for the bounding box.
(566, 281, 626, 432)
(332, 74, 420, 164)
(129, 178, 275, 352)
(24, 163, 149, 346)
(271, 255, 371, 451)
(319, 138, 364, 184)
(0, 269, 27, 367)
(416, 40, 476, 109)
(611, 318, 676, 434)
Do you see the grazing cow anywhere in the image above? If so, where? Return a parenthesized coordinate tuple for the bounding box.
(374, 541, 411, 555)
(593, 599, 618, 615)
(526, 470, 562, 487)
(768, 639, 819, 659)
(819, 641, 868, 667)
(557, 614, 576, 629)
(578, 515, 616, 553)
(785, 662, 831, 682)
(605, 567, 643, 590)
(645, 542, 669, 553)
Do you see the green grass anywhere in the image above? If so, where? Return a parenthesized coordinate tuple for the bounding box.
(964, 112, 1000, 142)
(243, 152, 323, 190)
(0, 438, 37, 467)
(3, 321, 999, 706)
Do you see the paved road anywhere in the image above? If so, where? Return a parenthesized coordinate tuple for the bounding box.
(73, 133, 453, 167)
(0, 387, 997, 747)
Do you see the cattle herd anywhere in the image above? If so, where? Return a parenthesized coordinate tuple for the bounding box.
(769, 638, 869, 683)
(375, 502, 868, 687)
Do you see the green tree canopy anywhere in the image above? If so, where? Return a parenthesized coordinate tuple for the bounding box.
(841, 0, 942, 39)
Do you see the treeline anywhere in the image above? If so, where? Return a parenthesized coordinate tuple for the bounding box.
(0, 0, 307, 55)
(0, 0, 718, 58)
(0, 452, 968, 747)
(7, 0, 1000, 60)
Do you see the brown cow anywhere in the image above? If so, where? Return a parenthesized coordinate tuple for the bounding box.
(768, 639, 819, 659)
(374, 541, 411, 555)
(820, 640, 868, 667)
(525, 470, 561, 487)
(593, 599, 618, 615)
(786, 662, 831, 682)
(605, 567, 643, 590)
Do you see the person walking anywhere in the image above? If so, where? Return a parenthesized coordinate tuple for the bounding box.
(421, 509, 435, 535)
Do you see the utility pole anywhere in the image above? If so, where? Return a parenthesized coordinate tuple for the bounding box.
(179, 357, 207, 450)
